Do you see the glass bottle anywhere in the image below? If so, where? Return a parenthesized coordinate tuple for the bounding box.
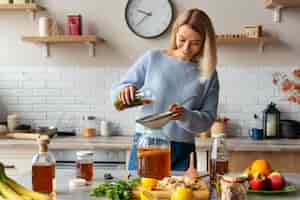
(137, 128, 171, 180)
(114, 88, 154, 111)
(76, 151, 94, 182)
(210, 133, 229, 185)
(263, 102, 280, 139)
(32, 136, 56, 194)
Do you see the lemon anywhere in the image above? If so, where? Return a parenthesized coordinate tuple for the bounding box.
(140, 190, 155, 200)
(171, 187, 193, 200)
(141, 178, 158, 190)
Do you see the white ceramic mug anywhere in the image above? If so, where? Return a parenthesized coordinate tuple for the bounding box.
(39, 17, 52, 36)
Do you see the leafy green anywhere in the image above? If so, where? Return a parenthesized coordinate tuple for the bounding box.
(90, 178, 141, 200)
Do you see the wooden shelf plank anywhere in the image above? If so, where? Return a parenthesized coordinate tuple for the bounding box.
(216, 36, 274, 44)
(21, 35, 104, 57)
(0, 3, 45, 12)
(21, 35, 102, 43)
(265, 0, 300, 8)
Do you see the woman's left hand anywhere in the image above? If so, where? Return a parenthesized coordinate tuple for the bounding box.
(169, 104, 185, 120)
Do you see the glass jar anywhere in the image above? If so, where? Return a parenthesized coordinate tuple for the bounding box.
(76, 151, 94, 182)
(137, 128, 171, 180)
(210, 134, 229, 184)
(32, 136, 56, 194)
(221, 175, 248, 200)
(81, 116, 97, 137)
(114, 88, 155, 111)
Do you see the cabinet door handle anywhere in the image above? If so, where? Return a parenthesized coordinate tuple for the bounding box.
(4, 164, 16, 169)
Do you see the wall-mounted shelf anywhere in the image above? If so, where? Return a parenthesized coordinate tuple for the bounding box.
(264, 0, 300, 23)
(0, 3, 45, 19)
(216, 35, 275, 52)
(21, 35, 104, 57)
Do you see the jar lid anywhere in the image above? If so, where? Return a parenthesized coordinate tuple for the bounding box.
(222, 175, 248, 183)
(76, 151, 94, 157)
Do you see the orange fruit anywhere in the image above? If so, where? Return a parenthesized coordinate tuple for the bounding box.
(250, 160, 273, 177)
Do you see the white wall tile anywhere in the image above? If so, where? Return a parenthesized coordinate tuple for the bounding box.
(0, 65, 297, 136)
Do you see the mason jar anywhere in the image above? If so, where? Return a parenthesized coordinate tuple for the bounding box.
(76, 151, 94, 182)
(137, 128, 171, 180)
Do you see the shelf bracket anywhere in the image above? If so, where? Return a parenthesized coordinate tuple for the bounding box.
(42, 43, 50, 57)
(87, 42, 96, 57)
(259, 41, 265, 53)
(273, 6, 283, 23)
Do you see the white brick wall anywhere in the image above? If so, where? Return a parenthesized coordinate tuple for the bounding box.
(0, 65, 299, 136)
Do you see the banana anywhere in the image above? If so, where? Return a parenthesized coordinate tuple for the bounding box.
(4, 178, 49, 200)
(0, 181, 24, 200)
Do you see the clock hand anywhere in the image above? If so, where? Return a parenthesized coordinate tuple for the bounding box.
(137, 9, 152, 16)
(135, 14, 149, 26)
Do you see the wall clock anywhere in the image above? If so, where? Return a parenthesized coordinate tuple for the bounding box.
(125, 0, 174, 39)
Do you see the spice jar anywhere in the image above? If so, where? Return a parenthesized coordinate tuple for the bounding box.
(76, 151, 94, 182)
(221, 175, 248, 200)
(81, 116, 97, 137)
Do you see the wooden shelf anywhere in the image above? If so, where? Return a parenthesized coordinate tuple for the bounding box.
(0, 3, 45, 19)
(216, 35, 275, 52)
(265, 0, 300, 8)
(264, 0, 300, 22)
(22, 35, 104, 57)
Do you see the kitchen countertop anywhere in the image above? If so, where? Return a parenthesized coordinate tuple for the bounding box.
(1, 135, 300, 152)
(13, 169, 300, 200)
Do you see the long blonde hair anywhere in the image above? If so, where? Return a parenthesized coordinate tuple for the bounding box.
(169, 9, 217, 81)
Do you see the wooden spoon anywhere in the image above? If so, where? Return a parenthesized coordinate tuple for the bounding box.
(184, 152, 199, 178)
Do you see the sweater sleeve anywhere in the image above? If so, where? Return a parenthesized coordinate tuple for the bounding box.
(177, 72, 220, 134)
(110, 51, 150, 103)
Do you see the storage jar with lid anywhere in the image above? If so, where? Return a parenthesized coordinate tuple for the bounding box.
(137, 128, 171, 180)
(76, 151, 94, 182)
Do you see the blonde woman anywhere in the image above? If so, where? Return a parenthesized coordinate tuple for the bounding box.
(111, 8, 219, 171)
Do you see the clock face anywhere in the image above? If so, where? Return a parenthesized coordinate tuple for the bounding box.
(125, 0, 174, 39)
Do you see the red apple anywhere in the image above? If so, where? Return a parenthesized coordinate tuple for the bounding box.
(268, 172, 285, 190)
(249, 173, 267, 190)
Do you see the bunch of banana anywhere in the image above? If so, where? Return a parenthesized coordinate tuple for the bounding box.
(0, 162, 50, 200)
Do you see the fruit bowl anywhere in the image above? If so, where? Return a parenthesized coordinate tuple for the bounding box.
(248, 183, 296, 194)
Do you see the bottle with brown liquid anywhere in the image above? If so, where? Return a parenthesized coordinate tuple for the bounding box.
(137, 128, 171, 180)
(32, 136, 56, 194)
(209, 133, 229, 185)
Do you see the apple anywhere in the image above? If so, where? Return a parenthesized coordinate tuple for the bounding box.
(249, 173, 267, 190)
(268, 172, 285, 190)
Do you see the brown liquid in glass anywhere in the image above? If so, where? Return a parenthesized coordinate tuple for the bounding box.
(210, 159, 229, 183)
(137, 148, 171, 180)
(76, 162, 94, 181)
(32, 164, 55, 194)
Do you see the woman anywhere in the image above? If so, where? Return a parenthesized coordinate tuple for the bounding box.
(111, 8, 219, 171)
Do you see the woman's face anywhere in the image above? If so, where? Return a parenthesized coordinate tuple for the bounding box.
(175, 25, 204, 61)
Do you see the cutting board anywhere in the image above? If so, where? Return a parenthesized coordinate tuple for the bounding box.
(0, 133, 41, 140)
(132, 179, 210, 200)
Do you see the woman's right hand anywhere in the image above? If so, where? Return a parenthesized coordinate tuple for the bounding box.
(118, 86, 136, 105)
